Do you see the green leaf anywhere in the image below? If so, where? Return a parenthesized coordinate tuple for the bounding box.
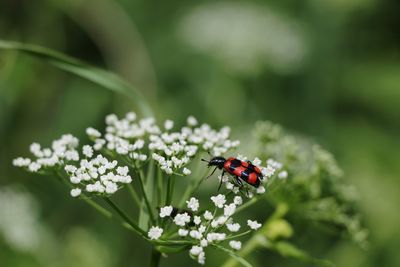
(212, 244, 253, 267)
(0, 39, 153, 117)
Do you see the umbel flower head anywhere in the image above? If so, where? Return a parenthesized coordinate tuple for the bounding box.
(13, 112, 283, 265)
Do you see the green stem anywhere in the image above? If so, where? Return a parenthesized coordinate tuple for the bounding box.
(137, 169, 156, 224)
(103, 197, 147, 237)
(80, 195, 113, 218)
(55, 171, 113, 219)
(55, 171, 143, 234)
(222, 235, 261, 267)
(151, 239, 193, 245)
(127, 184, 141, 207)
(157, 168, 163, 206)
(149, 248, 161, 267)
(224, 230, 252, 241)
(235, 197, 259, 214)
(178, 168, 209, 207)
(165, 175, 175, 205)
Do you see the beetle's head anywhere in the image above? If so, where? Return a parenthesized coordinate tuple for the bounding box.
(201, 156, 226, 169)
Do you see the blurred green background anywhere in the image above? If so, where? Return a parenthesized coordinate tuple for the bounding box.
(1, 0, 399, 266)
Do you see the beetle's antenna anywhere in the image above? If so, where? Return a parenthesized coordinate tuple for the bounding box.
(201, 159, 209, 163)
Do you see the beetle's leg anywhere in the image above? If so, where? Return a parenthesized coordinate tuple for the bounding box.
(234, 176, 243, 187)
(206, 167, 218, 179)
(218, 170, 226, 191)
(234, 177, 251, 197)
(238, 186, 247, 198)
(245, 187, 250, 198)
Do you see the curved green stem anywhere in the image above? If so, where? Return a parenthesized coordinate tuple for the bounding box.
(151, 239, 194, 245)
(165, 175, 175, 205)
(235, 197, 259, 214)
(157, 168, 163, 205)
(127, 184, 141, 207)
(80, 195, 113, 218)
(55, 171, 140, 234)
(225, 230, 252, 241)
(178, 168, 209, 207)
(103, 197, 147, 237)
(137, 169, 156, 224)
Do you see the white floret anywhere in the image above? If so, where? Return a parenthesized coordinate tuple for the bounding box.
(159, 206, 173, 218)
(247, 220, 262, 230)
(187, 116, 198, 126)
(226, 223, 241, 232)
(203, 210, 213, 221)
(86, 127, 101, 138)
(224, 203, 236, 217)
(262, 166, 276, 178)
(12, 157, 31, 167)
(252, 157, 262, 166)
(148, 226, 163, 240)
(82, 145, 93, 158)
(193, 216, 201, 225)
(70, 188, 81, 197)
(173, 213, 191, 226)
(229, 240, 242, 250)
(198, 251, 205, 265)
(164, 120, 174, 130)
(210, 194, 226, 208)
(233, 196, 243, 205)
(256, 186, 266, 194)
(278, 170, 288, 179)
(190, 245, 203, 256)
(183, 167, 191, 176)
(189, 230, 203, 240)
(178, 229, 189, 236)
(28, 162, 41, 172)
(65, 165, 77, 173)
(186, 197, 199, 212)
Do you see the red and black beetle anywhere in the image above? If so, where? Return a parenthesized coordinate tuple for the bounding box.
(202, 156, 263, 189)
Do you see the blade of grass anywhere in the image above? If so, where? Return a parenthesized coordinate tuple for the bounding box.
(0, 40, 153, 116)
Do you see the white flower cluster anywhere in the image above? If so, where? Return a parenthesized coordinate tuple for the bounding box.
(65, 154, 132, 197)
(150, 116, 240, 175)
(147, 195, 261, 265)
(13, 132, 131, 198)
(86, 112, 154, 164)
(13, 134, 80, 173)
(85, 113, 239, 176)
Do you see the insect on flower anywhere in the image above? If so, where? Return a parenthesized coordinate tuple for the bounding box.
(202, 156, 263, 190)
